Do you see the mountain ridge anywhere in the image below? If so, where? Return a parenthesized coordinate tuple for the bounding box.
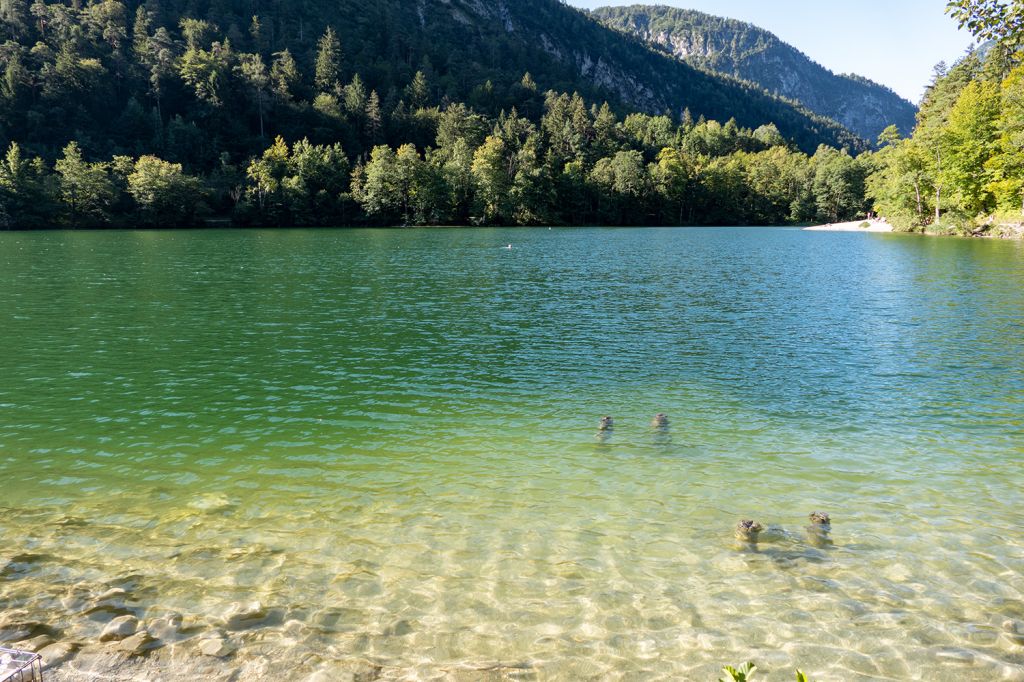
(591, 4, 918, 141)
(0, 0, 863, 161)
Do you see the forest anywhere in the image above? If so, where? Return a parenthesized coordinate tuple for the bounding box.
(4, 1, 1019, 233)
(859, 0, 1024, 237)
(866, 43, 1024, 236)
(0, 0, 870, 229)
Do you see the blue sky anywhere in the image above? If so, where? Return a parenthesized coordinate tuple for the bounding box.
(564, 0, 976, 103)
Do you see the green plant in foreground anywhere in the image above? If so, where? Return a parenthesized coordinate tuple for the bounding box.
(720, 662, 756, 682)
(719, 663, 814, 682)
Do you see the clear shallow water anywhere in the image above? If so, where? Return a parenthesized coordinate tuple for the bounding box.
(1, 227, 1023, 681)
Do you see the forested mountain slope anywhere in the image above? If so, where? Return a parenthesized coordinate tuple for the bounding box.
(0, 0, 876, 231)
(0, 0, 861, 166)
(592, 4, 917, 141)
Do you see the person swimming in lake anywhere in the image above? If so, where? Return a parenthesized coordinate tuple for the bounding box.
(735, 520, 764, 544)
(734, 513, 834, 551)
(805, 511, 833, 548)
(651, 413, 669, 428)
(594, 416, 614, 444)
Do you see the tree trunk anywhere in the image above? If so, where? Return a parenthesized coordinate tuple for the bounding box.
(258, 92, 265, 138)
(914, 179, 922, 218)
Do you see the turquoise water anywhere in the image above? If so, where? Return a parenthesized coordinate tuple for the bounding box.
(1, 228, 1023, 680)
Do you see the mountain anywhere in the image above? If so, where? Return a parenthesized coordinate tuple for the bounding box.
(0, 0, 862, 164)
(591, 5, 918, 141)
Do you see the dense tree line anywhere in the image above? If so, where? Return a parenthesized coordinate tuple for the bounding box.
(865, 49, 1024, 233)
(0, 0, 871, 229)
(0, 87, 870, 228)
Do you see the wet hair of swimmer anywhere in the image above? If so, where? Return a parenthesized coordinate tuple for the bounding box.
(735, 519, 764, 541)
(809, 511, 831, 526)
(598, 416, 614, 430)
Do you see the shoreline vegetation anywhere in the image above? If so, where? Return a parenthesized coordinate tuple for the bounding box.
(865, 37, 1024, 241)
(0, 119, 873, 232)
(0, 9, 1020, 237)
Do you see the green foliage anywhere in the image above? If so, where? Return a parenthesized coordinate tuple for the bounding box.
(590, 150, 653, 223)
(716, 663, 816, 682)
(179, 39, 232, 106)
(868, 46, 1024, 232)
(0, 143, 56, 229)
(812, 146, 868, 223)
(0, 0, 860, 168)
(0, 0, 881, 229)
(314, 27, 342, 94)
(55, 142, 115, 226)
(127, 156, 205, 225)
(0, 88, 872, 228)
(941, 79, 1000, 214)
(270, 50, 301, 102)
(987, 63, 1024, 211)
(241, 136, 350, 226)
(946, 0, 1024, 50)
(719, 662, 756, 682)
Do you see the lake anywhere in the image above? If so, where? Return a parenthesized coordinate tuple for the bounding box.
(1, 227, 1023, 681)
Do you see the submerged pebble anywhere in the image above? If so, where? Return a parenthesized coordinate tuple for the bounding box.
(14, 634, 55, 652)
(146, 614, 184, 642)
(221, 601, 268, 631)
(100, 615, 139, 642)
(198, 636, 238, 658)
(113, 631, 155, 655)
(38, 642, 77, 670)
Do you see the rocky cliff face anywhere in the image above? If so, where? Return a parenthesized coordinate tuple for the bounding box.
(593, 5, 918, 141)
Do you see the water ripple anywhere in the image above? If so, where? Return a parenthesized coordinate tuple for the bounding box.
(1, 228, 1023, 680)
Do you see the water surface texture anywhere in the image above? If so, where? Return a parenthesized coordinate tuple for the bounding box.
(1, 228, 1023, 680)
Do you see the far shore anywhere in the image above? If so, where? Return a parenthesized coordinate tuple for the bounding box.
(803, 219, 894, 233)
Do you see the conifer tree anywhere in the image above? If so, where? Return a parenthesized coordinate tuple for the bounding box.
(315, 26, 341, 93)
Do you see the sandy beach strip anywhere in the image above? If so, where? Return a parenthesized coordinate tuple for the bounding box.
(803, 219, 894, 233)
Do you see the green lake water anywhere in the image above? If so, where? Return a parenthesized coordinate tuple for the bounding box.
(1, 227, 1023, 680)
